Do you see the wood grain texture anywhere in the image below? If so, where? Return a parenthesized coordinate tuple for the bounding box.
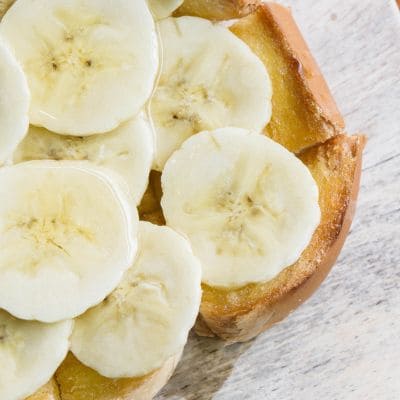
(156, 1, 400, 399)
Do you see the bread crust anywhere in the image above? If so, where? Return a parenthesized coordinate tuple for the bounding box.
(195, 134, 366, 343)
(230, 3, 344, 152)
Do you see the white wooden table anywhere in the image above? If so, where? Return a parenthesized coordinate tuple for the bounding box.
(157, 1, 400, 399)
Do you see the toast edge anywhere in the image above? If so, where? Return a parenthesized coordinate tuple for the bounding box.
(263, 2, 345, 136)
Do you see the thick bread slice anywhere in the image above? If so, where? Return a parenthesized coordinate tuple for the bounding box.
(195, 134, 366, 342)
(175, 0, 258, 20)
(54, 352, 181, 400)
(25, 380, 60, 400)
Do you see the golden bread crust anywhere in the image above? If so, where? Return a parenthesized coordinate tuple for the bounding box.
(196, 134, 366, 342)
(175, 0, 258, 20)
(230, 3, 344, 152)
(54, 352, 181, 400)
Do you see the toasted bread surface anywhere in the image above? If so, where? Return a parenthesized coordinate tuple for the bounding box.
(230, 3, 344, 153)
(195, 134, 366, 342)
(176, 0, 258, 20)
(53, 352, 181, 400)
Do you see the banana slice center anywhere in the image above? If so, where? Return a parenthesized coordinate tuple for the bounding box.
(27, 8, 133, 101)
(0, 324, 22, 350)
(3, 191, 93, 275)
(156, 57, 230, 134)
(185, 167, 279, 257)
(45, 137, 91, 161)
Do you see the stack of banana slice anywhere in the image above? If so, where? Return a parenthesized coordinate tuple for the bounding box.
(0, 0, 320, 399)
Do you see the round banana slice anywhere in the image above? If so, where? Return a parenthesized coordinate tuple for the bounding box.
(71, 222, 202, 379)
(13, 114, 154, 205)
(0, 161, 138, 322)
(147, 0, 183, 20)
(0, 0, 158, 136)
(0, 309, 72, 400)
(149, 16, 272, 170)
(0, 39, 29, 164)
(161, 128, 321, 288)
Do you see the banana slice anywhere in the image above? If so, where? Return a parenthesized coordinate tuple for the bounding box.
(0, 39, 29, 164)
(71, 222, 202, 378)
(13, 114, 154, 205)
(0, 161, 138, 322)
(149, 16, 272, 170)
(0, 309, 72, 400)
(0, 0, 158, 136)
(161, 128, 321, 288)
(147, 0, 184, 20)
